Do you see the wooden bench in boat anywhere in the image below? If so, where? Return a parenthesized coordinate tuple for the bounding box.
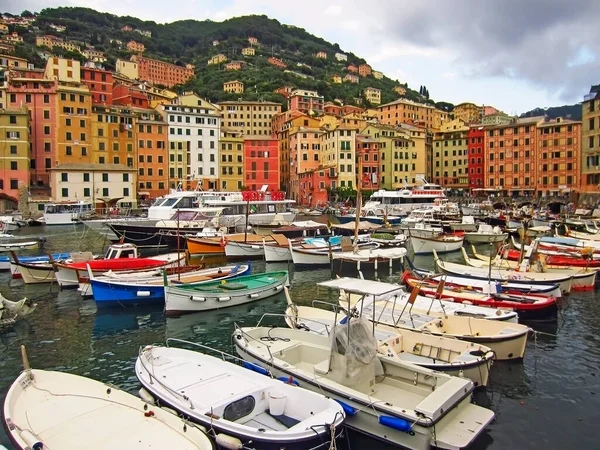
(271, 234, 289, 247)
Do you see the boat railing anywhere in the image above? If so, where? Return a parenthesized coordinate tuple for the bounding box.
(256, 311, 334, 336)
(232, 322, 275, 363)
(165, 338, 246, 365)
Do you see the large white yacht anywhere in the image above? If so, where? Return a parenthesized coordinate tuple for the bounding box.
(364, 181, 447, 216)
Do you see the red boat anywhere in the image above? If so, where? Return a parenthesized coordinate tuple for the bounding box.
(403, 271, 558, 322)
(503, 249, 600, 267)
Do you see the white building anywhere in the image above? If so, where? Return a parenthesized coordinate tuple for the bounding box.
(49, 163, 138, 207)
(158, 93, 221, 190)
(334, 53, 348, 62)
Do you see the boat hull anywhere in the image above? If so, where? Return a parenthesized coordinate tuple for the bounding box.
(224, 241, 265, 258)
(263, 243, 292, 262)
(409, 236, 464, 255)
(186, 237, 224, 255)
(463, 233, 508, 243)
(12, 263, 55, 284)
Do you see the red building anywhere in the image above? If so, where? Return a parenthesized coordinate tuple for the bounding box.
(298, 169, 330, 208)
(356, 135, 381, 191)
(113, 84, 149, 108)
(131, 55, 194, 88)
(324, 102, 342, 117)
(80, 65, 113, 105)
(467, 126, 485, 192)
(244, 136, 280, 191)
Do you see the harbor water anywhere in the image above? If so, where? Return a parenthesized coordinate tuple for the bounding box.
(1, 224, 600, 449)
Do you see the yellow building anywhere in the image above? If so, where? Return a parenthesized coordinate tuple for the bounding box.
(372, 70, 384, 80)
(453, 102, 481, 124)
(35, 35, 55, 47)
(126, 41, 145, 53)
(208, 54, 228, 65)
(396, 123, 431, 186)
(315, 51, 327, 59)
(91, 105, 136, 169)
(45, 57, 81, 83)
(319, 114, 340, 130)
(219, 128, 245, 190)
(241, 47, 255, 56)
(0, 107, 29, 207)
(363, 87, 381, 106)
(115, 58, 139, 80)
(393, 85, 406, 96)
(432, 118, 469, 189)
(56, 83, 93, 165)
(360, 123, 410, 189)
(379, 98, 448, 130)
(321, 125, 359, 189)
(223, 80, 244, 94)
(218, 100, 282, 137)
(331, 75, 342, 84)
(581, 88, 600, 192)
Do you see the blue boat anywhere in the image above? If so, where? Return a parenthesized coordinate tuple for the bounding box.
(0, 253, 70, 272)
(90, 264, 251, 307)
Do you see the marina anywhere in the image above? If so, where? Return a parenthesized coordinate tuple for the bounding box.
(0, 217, 599, 450)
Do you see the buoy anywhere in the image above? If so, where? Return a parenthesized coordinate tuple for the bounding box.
(215, 433, 243, 450)
(242, 361, 270, 376)
(334, 399, 358, 416)
(19, 430, 43, 450)
(139, 387, 155, 405)
(379, 415, 412, 432)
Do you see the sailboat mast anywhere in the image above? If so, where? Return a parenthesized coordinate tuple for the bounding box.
(354, 151, 362, 245)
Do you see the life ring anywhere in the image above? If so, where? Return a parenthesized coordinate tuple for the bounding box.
(220, 236, 229, 247)
(242, 190, 251, 202)
(251, 191, 259, 201)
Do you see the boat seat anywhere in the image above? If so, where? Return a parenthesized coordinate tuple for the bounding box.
(266, 411, 301, 428)
(271, 234, 289, 246)
(313, 359, 330, 375)
(395, 352, 439, 365)
(170, 275, 213, 284)
(218, 282, 248, 290)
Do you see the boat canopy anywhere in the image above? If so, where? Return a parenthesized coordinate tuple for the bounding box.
(318, 277, 403, 298)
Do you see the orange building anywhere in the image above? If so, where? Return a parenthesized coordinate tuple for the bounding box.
(289, 127, 324, 202)
(347, 65, 358, 73)
(358, 64, 372, 77)
(113, 84, 149, 108)
(80, 64, 113, 105)
(298, 169, 330, 208)
(273, 85, 294, 98)
(378, 98, 448, 130)
(127, 40, 145, 53)
(356, 135, 381, 191)
(56, 83, 93, 166)
(131, 55, 194, 88)
(134, 108, 168, 199)
(244, 136, 280, 191)
(267, 57, 286, 69)
(91, 105, 136, 169)
(324, 102, 342, 117)
(5, 75, 57, 193)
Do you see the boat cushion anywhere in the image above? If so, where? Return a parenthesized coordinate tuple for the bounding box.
(313, 359, 330, 375)
(218, 282, 248, 290)
(266, 411, 301, 428)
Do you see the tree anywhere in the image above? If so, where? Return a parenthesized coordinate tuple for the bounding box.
(21, 10, 34, 17)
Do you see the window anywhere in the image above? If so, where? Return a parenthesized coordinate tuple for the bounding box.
(102, 188, 109, 196)
(102, 173, 109, 182)
(10, 161, 18, 170)
(83, 187, 90, 197)
(65, 146, 72, 156)
(61, 188, 69, 197)
(123, 188, 130, 197)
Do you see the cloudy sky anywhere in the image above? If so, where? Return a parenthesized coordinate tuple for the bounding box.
(4, 0, 598, 114)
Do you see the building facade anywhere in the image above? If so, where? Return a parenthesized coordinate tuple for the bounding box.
(218, 100, 282, 137)
(378, 98, 448, 130)
(288, 89, 324, 115)
(223, 80, 244, 94)
(467, 126, 485, 192)
(132, 55, 194, 88)
(80, 64, 113, 105)
(363, 87, 381, 106)
(0, 107, 29, 206)
(244, 136, 279, 191)
(219, 129, 244, 191)
(453, 102, 481, 124)
(56, 83, 93, 166)
(432, 119, 469, 189)
(581, 87, 600, 192)
(135, 108, 168, 199)
(289, 127, 324, 201)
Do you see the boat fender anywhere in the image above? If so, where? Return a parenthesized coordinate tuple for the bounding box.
(190, 296, 206, 302)
(215, 433, 243, 450)
(378, 416, 414, 434)
(19, 429, 43, 450)
(136, 291, 151, 297)
(242, 361, 271, 376)
(339, 316, 349, 325)
(334, 399, 358, 416)
(139, 387, 156, 405)
(279, 376, 300, 386)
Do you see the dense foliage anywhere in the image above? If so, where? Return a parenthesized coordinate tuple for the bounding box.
(520, 104, 582, 121)
(14, 7, 440, 108)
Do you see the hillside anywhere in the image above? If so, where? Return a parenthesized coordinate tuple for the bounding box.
(7, 7, 435, 108)
(520, 104, 582, 121)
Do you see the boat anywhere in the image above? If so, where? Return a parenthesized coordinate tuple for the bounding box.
(136, 342, 345, 450)
(53, 243, 185, 288)
(9, 255, 57, 284)
(271, 220, 329, 238)
(369, 232, 408, 247)
(448, 215, 478, 232)
(4, 346, 213, 450)
(330, 247, 407, 272)
(289, 239, 378, 266)
(408, 233, 464, 255)
(264, 235, 342, 263)
(43, 201, 94, 225)
(364, 181, 450, 216)
(479, 242, 600, 267)
(284, 292, 495, 387)
(87, 263, 250, 306)
(0, 240, 41, 252)
(320, 277, 531, 360)
(165, 271, 289, 315)
(459, 247, 596, 292)
(433, 249, 575, 294)
(0, 216, 21, 233)
(402, 272, 558, 322)
(233, 317, 495, 450)
(0, 293, 37, 319)
(224, 238, 268, 258)
(463, 223, 508, 244)
(186, 235, 225, 255)
(0, 253, 70, 273)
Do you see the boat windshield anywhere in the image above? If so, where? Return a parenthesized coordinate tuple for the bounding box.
(45, 203, 92, 214)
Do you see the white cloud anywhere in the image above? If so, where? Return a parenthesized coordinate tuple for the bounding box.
(323, 5, 342, 16)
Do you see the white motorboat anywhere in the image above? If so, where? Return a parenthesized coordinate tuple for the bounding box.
(4, 347, 213, 450)
(136, 342, 345, 449)
(289, 239, 379, 266)
(225, 239, 266, 258)
(234, 319, 495, 450)
(433, 249, 575, 294)
(408, 233, 464, 255)
(263, 235, 293, 262)
(448, 215, 478, 232)
(43, 201, 94, 225)
(284, 294, 494, 387)
(320, 277, 530, 360)
(9, 259, 55, 284)
(0, 240, 40, 251)
(464, 223, 508, 244)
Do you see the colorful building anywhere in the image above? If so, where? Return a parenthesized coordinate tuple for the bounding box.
(288, 89, 324, 115)
(207, 54, 227, 65)
(218, 100, 282, 137)
(134, 107, 168, 199)
(396, 123, 431, 186)
(219, 128, 245, 191)
(356, 135, 381, 191)
(80, 64, 113, 104)
(225, 61, 246, 71)
(324, 103, 342, 117)
(113, 84, 149, 108)
(297, 169, 330, 208)
(223, 80, 244, 94)
(432, 118, 469, 189)
(244, 136, 279, 191)
(81, 48, 107, 63)
(0, 107, 29, 207)
(91, 104, 135, 170)
(581, 86, 600, 192)
(453, 102, 481, 124)
(126, 41, 145, 53)
(358, 64, 372, 77)
(241, 47, 255, 56)
(5, 75, 58, 192)
(248, 37, 258, 45)
(343, 74, 359, 84)
(378, 98, 448, 130)
(393, 85, 406, 96)
(45, 57, 81, 83)
(321, 126, 359, 189)
(372, 70, 384, 80)
(267, 57, 286, 69)
(56, 83, 93, 166)
(0, 54, 28, 70)
(115, 58, 139, 80)
(331, 75, 342, 84)
(467, 126, 485, 192)
(347, 65, 358, 73)
(273, 85, 294, 98)
(289, 127, 324, 201)
(363, 87, 381, 106)
(315, 51, 327, 59)
(132, 55, 194, 88)
(335, 53, 347, 62)
(481, 112, 512, 126)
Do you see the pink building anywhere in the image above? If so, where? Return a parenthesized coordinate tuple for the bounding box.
(298, 169, 331, 208)
(244, 136, 280, 191)
(80, 65, 113, 105)
(6, 76, 58, 192)
(357, 135, 381, 191)
(289, 127, 324, 202)
(288, 89, 324, 115)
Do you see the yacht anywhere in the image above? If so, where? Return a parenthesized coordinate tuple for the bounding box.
(43, 201, 94, 225)
(364, 181, 448, 217)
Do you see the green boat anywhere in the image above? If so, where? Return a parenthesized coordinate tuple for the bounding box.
(164, 271, 289, 315)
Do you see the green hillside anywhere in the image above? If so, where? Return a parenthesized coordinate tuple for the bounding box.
(7, 7, 440, 108)
(520, 104, 582, 121)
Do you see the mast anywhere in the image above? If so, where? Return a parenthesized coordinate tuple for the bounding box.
(353, 149, 363, 250)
